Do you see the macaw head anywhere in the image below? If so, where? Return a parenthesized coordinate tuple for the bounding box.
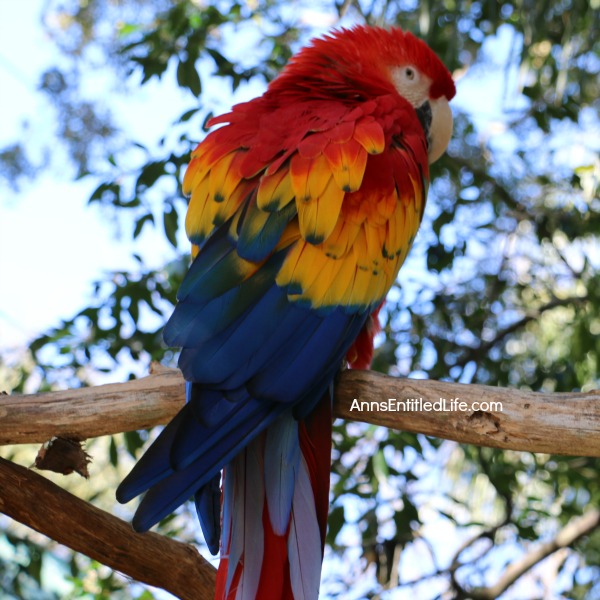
(269, 25, 456, 163)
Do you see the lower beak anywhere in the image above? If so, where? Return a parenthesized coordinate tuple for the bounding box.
(427, 96, 453, 164)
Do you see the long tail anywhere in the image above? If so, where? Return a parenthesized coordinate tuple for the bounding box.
(215, 396, 332, 600)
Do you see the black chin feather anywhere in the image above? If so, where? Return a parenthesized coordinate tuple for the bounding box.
(416, 101, 432, 148)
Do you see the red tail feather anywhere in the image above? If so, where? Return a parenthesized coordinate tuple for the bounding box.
(256, 502, 294, 599)
(299, 396, 333, 549)
(215, 398, 333, 600)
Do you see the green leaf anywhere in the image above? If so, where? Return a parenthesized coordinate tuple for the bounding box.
(163, 205, 179, 248)
(373, 448, 389, 484)
(124, 430, 145, 458)
(177, 56, 201, 97)
(327, 505, 345, 544)
(136, 161, 166, 192)
(109, 436, 118, 467)
(133, 213, 155, 239)
(117, 22, 140, 38)
(88, 181, 120, 205)
(177, 108, 201, 123)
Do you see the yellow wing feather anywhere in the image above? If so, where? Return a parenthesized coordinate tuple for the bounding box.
(184, 114, 425, 311)
(257, 168, 295, 212)
(323, 139, 368, 193)
(322, 218, 361, 259)
(186, 183, 212, 243)
(290, 154, 331, 201)
(296, 177, 345, 244)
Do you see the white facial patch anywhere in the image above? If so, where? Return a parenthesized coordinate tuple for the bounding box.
(390, 65, 431, 107)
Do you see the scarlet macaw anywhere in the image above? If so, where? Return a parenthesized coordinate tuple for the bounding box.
(117, 25, 455, 599)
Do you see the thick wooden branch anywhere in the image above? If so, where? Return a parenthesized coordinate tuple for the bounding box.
(0, 456, 216, 600)
(2, 366, 600, 456)
(0, 365, 184, 445)
(336, 371, 600, 456)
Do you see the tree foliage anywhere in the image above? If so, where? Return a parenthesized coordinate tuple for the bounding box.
(1, 0, 599, 598)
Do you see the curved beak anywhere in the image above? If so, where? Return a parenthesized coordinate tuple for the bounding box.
(427, 96, 453, 164)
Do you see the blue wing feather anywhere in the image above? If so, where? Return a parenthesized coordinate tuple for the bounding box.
(237, 197, 297, 261)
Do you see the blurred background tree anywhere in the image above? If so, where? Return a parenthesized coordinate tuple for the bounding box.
(0, 0, 598, 598)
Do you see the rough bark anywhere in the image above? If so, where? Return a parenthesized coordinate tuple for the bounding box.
(0, 456, 216, 600)
(2, 366, 599, 456)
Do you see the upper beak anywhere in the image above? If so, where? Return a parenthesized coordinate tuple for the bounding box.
(427, 96, 453, 164)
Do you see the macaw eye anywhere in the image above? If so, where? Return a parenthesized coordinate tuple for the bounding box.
(405, 67, 415, 80)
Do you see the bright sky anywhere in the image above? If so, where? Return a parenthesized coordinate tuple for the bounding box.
(0, 5, 125, 348)
(0, 2, 188, 352)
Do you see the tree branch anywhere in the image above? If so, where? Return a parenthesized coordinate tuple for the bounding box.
(467, 509, 600, 599)
(2, 366, 600, 456)
(453, 295, 587, 369)
(0, 456, 216, 600)
(335, 371, 600, 456)
(0, 364, 184, 445)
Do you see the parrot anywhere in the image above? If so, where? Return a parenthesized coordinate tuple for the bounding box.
(117, 24, 455, 600)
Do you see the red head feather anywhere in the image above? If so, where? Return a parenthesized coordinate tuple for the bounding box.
(268, 25, 456, 103)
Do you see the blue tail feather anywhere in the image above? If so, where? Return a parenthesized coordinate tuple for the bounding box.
(194, 474, 222, 555)
(116, 409, 186, 504)
(170, 395, 268, 471)
(117, 391, 256, 502)
(264, 413, 301, 535)
(163, 290, 246, 349)
(177, 285, 285, 383)
(130, 400, 288, 532)
(187, 384, 240, 428)
(219, 294, 313, 390)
